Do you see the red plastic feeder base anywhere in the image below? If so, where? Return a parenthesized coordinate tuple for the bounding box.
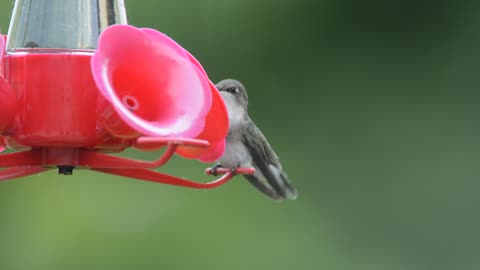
(0, 136, 254, 189)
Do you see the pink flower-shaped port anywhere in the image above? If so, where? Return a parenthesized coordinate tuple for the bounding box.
(92, 25, 228, 162)
(91, 24, 212, 138)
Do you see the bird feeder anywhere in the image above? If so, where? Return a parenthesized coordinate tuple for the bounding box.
(0, 0, 253, 187)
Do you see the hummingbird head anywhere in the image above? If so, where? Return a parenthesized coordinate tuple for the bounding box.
(216, 79, 248, 110)
(216, 79, 249, 132)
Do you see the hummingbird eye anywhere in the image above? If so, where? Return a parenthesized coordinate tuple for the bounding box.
(225, 87, 238, 94)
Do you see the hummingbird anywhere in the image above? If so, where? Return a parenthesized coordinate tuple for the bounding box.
(214, 79, 297, 200)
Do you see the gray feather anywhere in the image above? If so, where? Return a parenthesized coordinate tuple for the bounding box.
(241, 117, 298, 200)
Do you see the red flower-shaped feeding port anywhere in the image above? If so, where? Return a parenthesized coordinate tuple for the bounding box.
(0, 25, 253, 188)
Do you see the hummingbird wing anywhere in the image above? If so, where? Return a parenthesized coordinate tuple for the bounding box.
(241, 117, 298, 200)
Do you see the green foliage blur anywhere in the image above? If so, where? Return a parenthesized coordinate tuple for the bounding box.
(1, 0, 480, 269)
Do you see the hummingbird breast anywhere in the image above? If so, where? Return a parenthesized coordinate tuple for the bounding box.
(219, 136, 251, 168)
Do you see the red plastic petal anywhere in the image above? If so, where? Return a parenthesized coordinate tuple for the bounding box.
(176, 81, 228, 162)
(197, 139, 226, 163)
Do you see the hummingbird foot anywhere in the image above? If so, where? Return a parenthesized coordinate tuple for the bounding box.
(209, 163, 223, 176)
(206, 164, 254, 176)
(230, 165, 240, 175)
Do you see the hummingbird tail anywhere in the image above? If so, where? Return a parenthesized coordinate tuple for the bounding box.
(244, 175, 284, 201)
(268, 164, 298, 200)
(243, 164, 298, 201)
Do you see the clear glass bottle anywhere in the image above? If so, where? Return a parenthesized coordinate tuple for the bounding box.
(6, 0, 127, 52)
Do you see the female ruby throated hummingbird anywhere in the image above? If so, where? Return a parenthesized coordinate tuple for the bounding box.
(214, 79, 298, 200)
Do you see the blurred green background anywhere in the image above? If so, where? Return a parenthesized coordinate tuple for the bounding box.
(1, 0, 480, 269)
